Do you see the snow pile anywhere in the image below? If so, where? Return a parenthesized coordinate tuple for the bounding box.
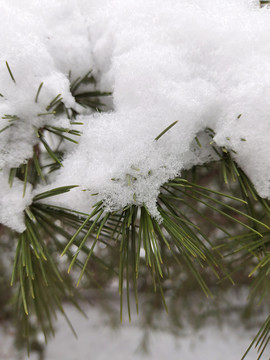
(1, 0, 270, 230)
(53, 0, 270, 213)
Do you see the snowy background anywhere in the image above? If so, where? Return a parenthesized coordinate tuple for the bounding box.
(0, 300, 269, 360)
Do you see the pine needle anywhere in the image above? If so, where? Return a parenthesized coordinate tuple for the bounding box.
(155, 120, 178, 141)
(6, 61, 16, 83)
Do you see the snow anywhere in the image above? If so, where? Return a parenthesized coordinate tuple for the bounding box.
(46, 310, 269, 360)
(1, 0, 270, 228)
(1, 302, 269, 360)
(0, 171, 32, 233)
(0, 0, 90, 171)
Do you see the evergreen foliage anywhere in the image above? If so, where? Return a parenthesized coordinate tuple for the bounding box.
(0, 1, 270, 358)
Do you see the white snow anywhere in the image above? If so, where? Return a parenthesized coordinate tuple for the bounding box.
(0, 171, 32, 233)
(46, 308, 269, 360)
(0, 0, 92, 171)
(1, 301, 268, 360)
(1, 0, 270, 228)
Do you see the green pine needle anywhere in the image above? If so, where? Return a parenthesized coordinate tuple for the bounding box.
(35, 82, 43, 103)
(155, 120, 178, 141)
(6, 61, 16, 83)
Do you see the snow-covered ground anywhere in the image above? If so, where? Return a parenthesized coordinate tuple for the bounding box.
(1, 302, 268, 360)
